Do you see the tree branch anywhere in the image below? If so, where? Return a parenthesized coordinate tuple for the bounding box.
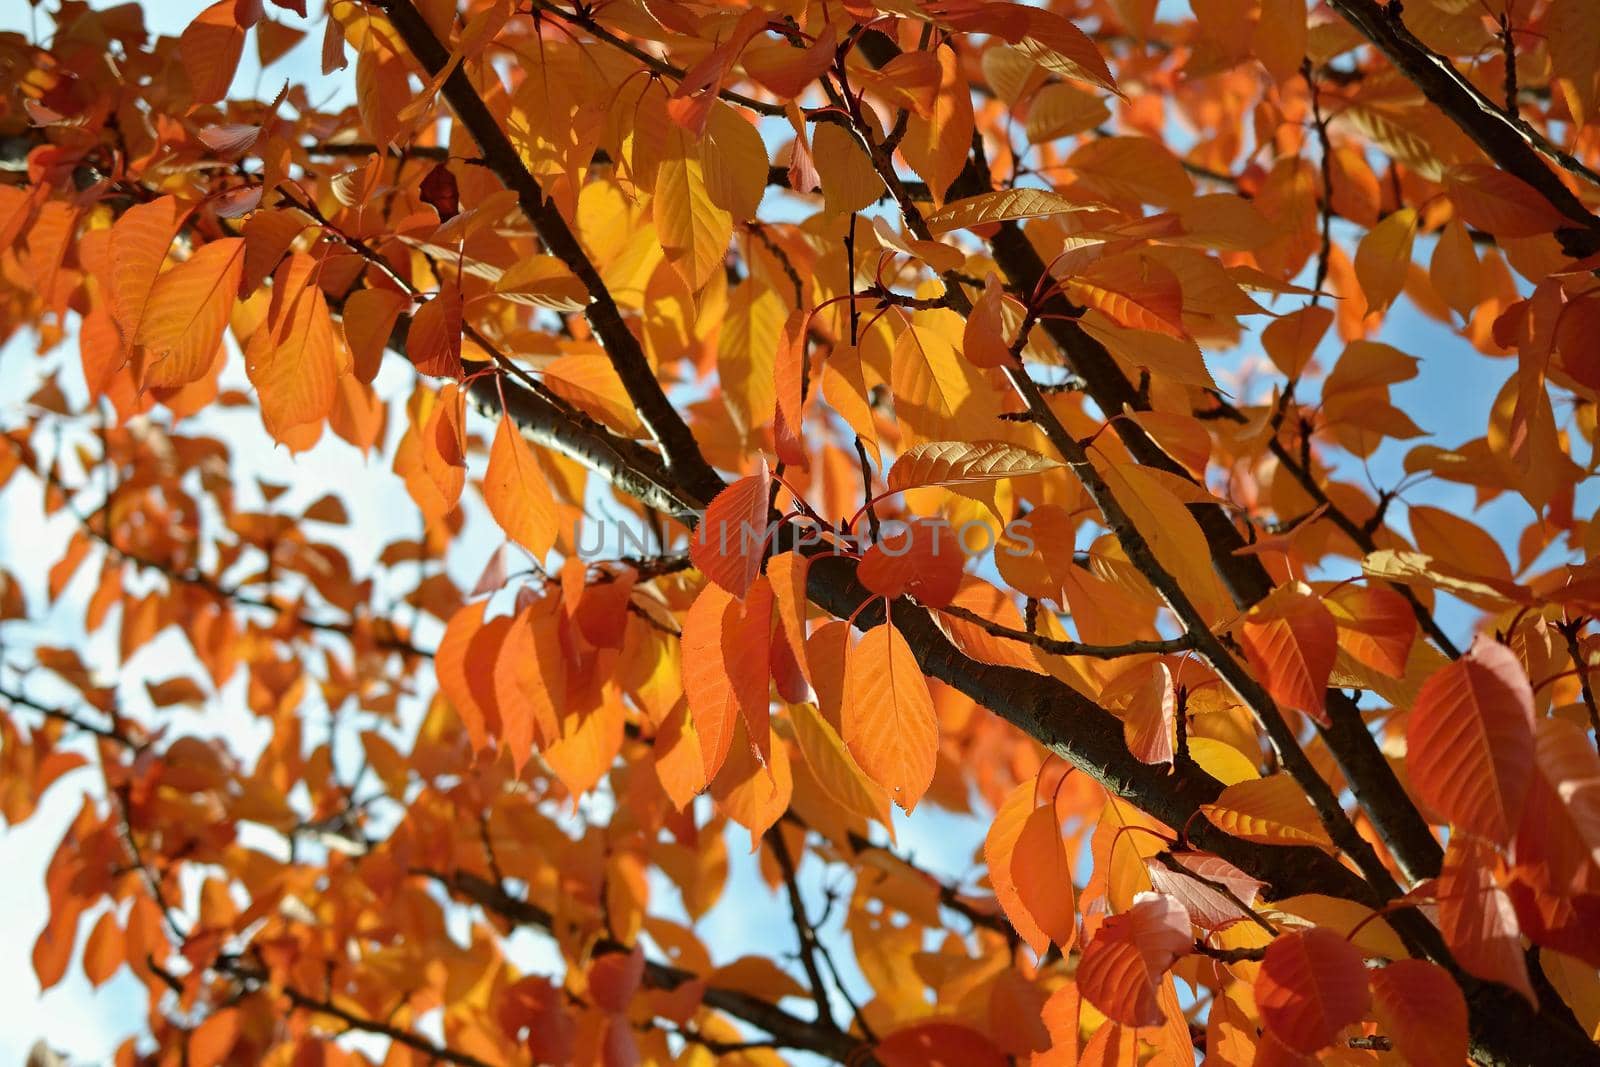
(1327, 0, 1600, 256)
(379, 0, 725, 505)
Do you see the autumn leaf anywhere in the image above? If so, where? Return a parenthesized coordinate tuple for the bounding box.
(1353, 207, 1417, 315)
(484, 414, 559, 560)
(689, 462, 773, 598)
(1370, 959, 1469, 1067)
(1407, 635, 1536, 845)
(1238, 584, 1337, 722)
(1201, 775, 1336, 851)
(1438, 834, 1536, 1004)
(887, 440, 1062, 492)
(842, 620, 937, 812)
(1076, 892, 1192, 1026)
(138, 238, 245, 389)
(1255, 927, 1371, 1052)
(1010, 799, 1077, 954)
(925, 188, 1090, 234)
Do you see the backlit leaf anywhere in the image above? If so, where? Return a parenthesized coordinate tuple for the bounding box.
(842, 621, 937, 812)
(1407, 635, 1535, 845)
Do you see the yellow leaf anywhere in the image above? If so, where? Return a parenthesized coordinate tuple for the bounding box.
(1098, 461, 1223, 612)
(493, 255, 589, 311)
(654, 154, 731, 292)
(790, 701, 890, 828)
(899, 46, 974, 203)
(1201, 775, 1335, 851)
(925, 187, 1090, 234)
(699, 103, 767, 221)
(812, 120, 882, 216)
(1353, 208, 1417, 315)
(1024, 82, 1110, 143)
(1067, 136, 1193, 208)
(718, 281, 786, 432)
(887, 439, 1061, 491)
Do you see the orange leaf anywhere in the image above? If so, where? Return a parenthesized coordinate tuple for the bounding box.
(689, 462, 772, 598)
(1327, 585, 1416, 678)
(857, 519, 963, 608)
(1065, 254, 1187, 338)
(1123, 661, 1176, 766)
(682, 581, 770, 782)
(245, 253, 341, 441)
(180, 1, 246, 104)
(1445, 165, 1570, 238)
(842, 620, 937, 812)
(485, 415, 559, 560)
(188, 1008, 240, 1067)
(1238, 585, 1336, 722)
(1438, 834, 1536, 1004)
(107, 195, 186, 344)
(1407, 635, 1535, 845)
(962, 271, 1015, 368)
(436, 600, 495, 751)
(1369, 959, 1468, 1067)
(493, 601, 565, 768)
(1010, 800, 1077, 954)
(342, 286, 408, 384)
(138, 238, 245, 389)
(1353, 207, 1417, 315)
(408, 287, 464, 379)
(1200, 774, 1335, 851)
(985, 780, 1054, 954)
(1514, 717, 1600, 893)
(1256, 928, 1370, 1053)
(1076, 892, 1192, 1027)
(82, 910, 124, 987)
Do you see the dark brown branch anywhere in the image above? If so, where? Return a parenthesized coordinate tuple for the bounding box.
(1557, 619, 1600, 754)
(0, 684, 137, 747)
(1327, 0, 1600, 256)
(937, 603, 1196, 659)
(380, 0, 725, 506)
(764, 828, 838, 1031)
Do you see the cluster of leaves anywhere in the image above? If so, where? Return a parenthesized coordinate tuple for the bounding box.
(4, 0, 1600, 1064)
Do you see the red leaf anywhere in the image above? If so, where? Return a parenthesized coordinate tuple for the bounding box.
(1145, 851, 1265, 931)
(875, 1021, 1007, 1067)
(1370, 959, 1468, 1067)
(1255, 927, 1371, 1052)
(689, 462, 772, 597)
(1238, 585, 1336, 722)
(1076, 892, 1192, 1027)
(1408, 635, 1535, 845)
(1439, 834, 1535, 1004)
(857, 518, 963, 608)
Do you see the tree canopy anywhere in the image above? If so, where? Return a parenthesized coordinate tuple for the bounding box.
(4, 0, 1600, 1064)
